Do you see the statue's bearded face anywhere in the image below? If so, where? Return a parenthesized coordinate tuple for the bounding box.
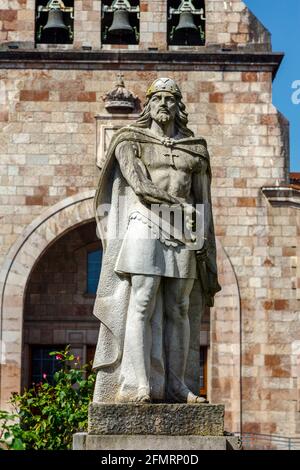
(149, 91, 177, 125)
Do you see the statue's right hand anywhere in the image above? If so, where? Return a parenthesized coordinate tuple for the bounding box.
(140, 182, 179, 205)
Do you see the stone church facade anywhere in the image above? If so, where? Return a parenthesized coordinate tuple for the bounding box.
(0, 0, 299, 438)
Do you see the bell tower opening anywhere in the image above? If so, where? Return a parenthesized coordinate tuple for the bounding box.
(167, 0, 206, 46)
(35, 0, 74, 45)
(101, 0, 140, 45)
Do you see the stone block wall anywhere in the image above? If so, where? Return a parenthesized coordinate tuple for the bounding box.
(239, 203, 299, 435)
(0, 0, 270, 50)
(0, 0, 35, 45)
(0, 67, 101, 263)
(73, 0, 101, 50)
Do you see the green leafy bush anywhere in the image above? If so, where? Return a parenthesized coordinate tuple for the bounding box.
(0, 410, 25, 450)
(0, 346, 95, 450)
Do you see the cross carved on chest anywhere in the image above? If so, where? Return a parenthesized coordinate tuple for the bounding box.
(163, 150, 180, 169)
(162, 138, 179, 169)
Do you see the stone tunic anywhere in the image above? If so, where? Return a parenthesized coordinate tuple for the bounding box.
(115, 210, 198, 279)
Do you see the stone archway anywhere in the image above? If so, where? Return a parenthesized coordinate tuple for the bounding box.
(0, 191, 95, 409)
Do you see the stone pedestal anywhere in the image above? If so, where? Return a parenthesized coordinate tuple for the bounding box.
(73, 403, 242, 450)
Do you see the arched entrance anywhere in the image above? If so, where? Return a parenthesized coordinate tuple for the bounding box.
(0, 191, 95, 408)
(22, 220, 101, 390)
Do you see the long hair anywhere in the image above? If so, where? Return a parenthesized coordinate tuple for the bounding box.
(134, 96, 194, 138)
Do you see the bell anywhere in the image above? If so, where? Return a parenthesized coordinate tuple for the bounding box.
(43, 9, 68, 33)
(108, 9, 134, 36)
(175, 11, 198, 33)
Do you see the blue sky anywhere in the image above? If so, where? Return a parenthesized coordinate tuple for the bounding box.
(244, 0, 300, 171)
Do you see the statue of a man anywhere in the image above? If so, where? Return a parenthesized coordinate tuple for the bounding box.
(93, 78, 221, 404)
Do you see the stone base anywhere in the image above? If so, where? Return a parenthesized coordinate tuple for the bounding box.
(73, 403, 242, 451)
(88, 403, 225, 436)
(73, 433, 242, 450)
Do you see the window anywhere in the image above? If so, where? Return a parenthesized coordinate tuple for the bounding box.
(35, 0, 74, 45)
(167, 0, 206, 46)
(31, 346, 64, 385)
(101, 0, 140, 45)
(87, 249, 102, 295)
(200, 346, 208, 397)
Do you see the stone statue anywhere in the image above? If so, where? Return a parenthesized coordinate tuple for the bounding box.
(92, 77, 221, 404)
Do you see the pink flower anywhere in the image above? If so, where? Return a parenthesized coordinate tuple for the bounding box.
(56, 354, 63, 360)
(42, 373, 47, 379)
(76, 356, 80, 361)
